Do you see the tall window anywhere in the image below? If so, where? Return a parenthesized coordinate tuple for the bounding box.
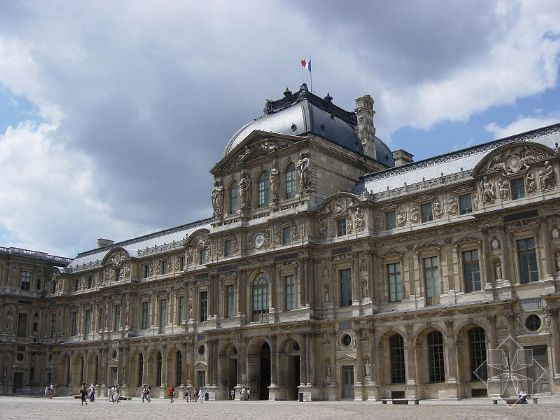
(339, 269, 352, 306)
(17, 313, 28, 337)
(144, 264, 150, 278)
(224, 239, 233, 257)
(468, 327, 487, 380)
(385, 210, 396, 230)
(161, 260, 168, 275)
(141, 302, 149, 329)
(20, 271, 31, 290)
(87, 276, 93, 289)
(337, 218, 347, 237)
(387, 262, 402, 302)
(389, 334, 406, 384)
(518, 238, 538, 283)
(156, 352, 163, 386)
(229, 181, 238, 214)
(511, 177, 525, 200)
(84, 309, 91, 335)
(285, 163, 296, 199)
(225, 285, 235, 318)
(257, 171, 269, 207)
(421, 202, 433, 223)
(175, 351, 182, 386)
(459, 193, 473, 215)
(199, 248, 207, 264)
(252, 273, 269, 321)
(137, 353, 144, 386)
(284, 275, 296, 311)
(50, 314, 56, 337)
(178, 296, 186, 323)
(74, 278, 80, 291)
(282, 226, 291, 244)
(159, 299, 167, 332)
(114, 304, 121, 331)
(424, 256, 441, 305)
(71, 312, 77, 336)
(427, 331, 445, 382)
(463, 250, 481, 292)
(199, 292, 208, 322)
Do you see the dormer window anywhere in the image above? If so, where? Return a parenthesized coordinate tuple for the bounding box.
(337, 218, 347, 237)
(511, 178, 525, 200)
(258, 171, 269, 207)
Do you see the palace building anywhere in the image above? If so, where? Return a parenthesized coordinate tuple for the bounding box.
(2, 84, 560, 401)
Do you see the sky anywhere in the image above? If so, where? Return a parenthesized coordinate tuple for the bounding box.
(0, 0, 559, 258)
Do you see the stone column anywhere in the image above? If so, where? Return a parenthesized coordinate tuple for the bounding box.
(486, 315, 500, 397)
(142, 347, 149, 386)
(365, 327, 379, 400)
(445, 320, 459, 399)
(354, 327, 364, 401)
(549, 309, 560, 385)
(352, 253, 360, 303)
(405, 324, 417, 398)
(269, 335, 280, 400)
(160, 345, 167, 398)
(481, 230, 493, 289)
(540, 219, 554, 278)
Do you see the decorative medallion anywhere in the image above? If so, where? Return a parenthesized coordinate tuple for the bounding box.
(254, 233, 266, 249)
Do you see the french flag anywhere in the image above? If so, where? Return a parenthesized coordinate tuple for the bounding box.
(300, 58, 311, 72)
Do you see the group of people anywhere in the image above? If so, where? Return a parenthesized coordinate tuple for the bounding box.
(239, 386, 251, 401)
(141, 385, 152, 402)
(79, 383, 96, 405)
(108, 384, 120, 403)
(43, 384, 54, 399)
(183, 386, 207, 403)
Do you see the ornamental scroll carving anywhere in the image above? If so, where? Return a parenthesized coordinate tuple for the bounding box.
(318, 194, 362, 238)
(480, 144, 552, 176)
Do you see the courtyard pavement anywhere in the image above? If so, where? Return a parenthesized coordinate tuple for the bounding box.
(1, 396, 560, 420)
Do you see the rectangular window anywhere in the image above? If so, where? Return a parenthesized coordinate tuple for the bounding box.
(161, 260, 168, 275)
(199, 248, 207, 264)
(459, 193, 473, 215)
(17, 313, 28, 337)
(420, 202, 433, 223)
(463, 250, 481, 292)
(337, 218, 347, 237)
(224, 239, 233, 257)
(385, 210, 396, 230)
(424, 256, 441, 305)
(282, 226, 291, 244)
(339, 269, 352, 306)
(199, 291, 208, 322)
(84, 309, 91, 335)
(284, 275, 296, 311)
(180, 256, 185, 271)
(511, 177, 525, 200)
(286, 166, 296, 199)
(71, 312, 77, 336)
(20, 271, 31, 290)
(87, 276, 93, 288)
(518, 238, 539, 283)
(50, 314, 56, 337)
(141, 302, 149, 329)
(387, 262, 403, 302)
(178, 296, 186, 323)
(144, 264, 150, 278)
(114, 304, 121, 331)
(230, 185, 238, 214)
(226, 285, 234, 318)
(159, 299, 167, 332)
(74, 279, 79, 291)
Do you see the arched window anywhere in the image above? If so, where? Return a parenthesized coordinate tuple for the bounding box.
(389, 334, 405, 384)
(285, 162, 296, 199)
(137, 353, 144, 386)
(257, 171, 269, 207)
(252, 273, 269, 321)
(468, 327, 487, 380)
(156, 352, 163, 386)
(175, 351, 182, 386)
(229, 181, 238, 214)
(427, 331, 445, 382)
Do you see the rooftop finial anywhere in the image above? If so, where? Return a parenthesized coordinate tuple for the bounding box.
(300, 83, 308, 92)
(283, 87, 292, 100)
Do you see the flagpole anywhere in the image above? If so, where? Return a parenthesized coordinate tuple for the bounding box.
(309, 56, 313, 93)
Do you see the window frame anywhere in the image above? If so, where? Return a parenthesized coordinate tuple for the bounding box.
(468, 327, 487, 381)
(284, 274, 296, 311)
(427, 331, 445, 383)
(337, 218, 347, 237)
(517, 237, 539, 283)
(199, 291, 208, 322)
(20, 271, 31, 291)
(282, 225, 291, 245)
(339, 268, 352, 306)
(510, 177, 525, 200)
(229, 180, 238, 214)
(463, 249, 481, 293)
(423, 256, 441, 306)
(257, 171, 270, 207)
(252, 273, 269, 321)
(459, 193, 473, 215)
(389, 334, 406, 384)
(285, 162, 296, 199)
(385, 210, 396, 230)
(224, 239, 233, 257)
(420, 202, 433, 223)
(387, 262, 403, 302)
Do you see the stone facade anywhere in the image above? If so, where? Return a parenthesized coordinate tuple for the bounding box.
(2, 86, 560, 401)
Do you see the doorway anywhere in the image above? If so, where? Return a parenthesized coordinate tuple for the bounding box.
(227, 358, 237, 394)
(13, 372, 24, 392)
(525, 345, 549, 394)
(259, 342, 271, 400)
(110, 367, 118, 386)
(342, 365, 354, 399)
(287, 355, 300, 400)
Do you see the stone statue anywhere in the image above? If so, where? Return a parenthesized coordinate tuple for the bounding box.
(556, 252, 560, 273)
(526, 172, 536, 193)
(211, 179, 224, 218)
(296, 153, 311, 192)
(323, 285, 330, 303)
(325, 363, 331, 381)
(270, 160, 279, 207)
(539, 161, 555, 190)
(433, 200, 443, 219)
(239, 172, 251, 211)
(319, 218, 328, 239)
(354, 207, 365, 231)
(498, 178, 509, 200)
(362, 281, 369, 298)
(481, 177, 495, 204)
(495, 261, 502, 280)
(365, 359, 371, 377)
(396, 208, 407, 226)
(447, 196, 458, 215)
(410, 206, 420, 224)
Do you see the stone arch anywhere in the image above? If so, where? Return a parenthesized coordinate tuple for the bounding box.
(86, 352, 99, 385)
(59, 353, 71, 387)
(246, 337, 272, 400)
(218, 341, 239, 400)
(455, 321, 488, 398)
(414, 325, 447, 389)
(278, 336, 302, 400)
(376, 329, 407, 395)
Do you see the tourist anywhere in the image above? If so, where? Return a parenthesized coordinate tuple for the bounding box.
(48, 384, 54, 399)
(169, 385, 175, 403)
(147, 386, 152, 402)
(518, 389, 527, 404)
(88, 383, 95, 402)
(198, 387, 204, 404)
(241, 386, 246, 401)
(193, 387, 198, 402)
(230, 388, 235, 400)
(80, 383, 88, 406)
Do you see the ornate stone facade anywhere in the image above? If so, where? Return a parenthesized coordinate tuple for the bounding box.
(2, 86, 560, 402)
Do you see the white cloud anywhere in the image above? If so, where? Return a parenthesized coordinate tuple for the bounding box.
(485, 113, 560, 138)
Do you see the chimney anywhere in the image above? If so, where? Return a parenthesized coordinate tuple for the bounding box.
(97, 238, 114, 248)
(355, 95, 376, 159)
(392, 149, 414, 167)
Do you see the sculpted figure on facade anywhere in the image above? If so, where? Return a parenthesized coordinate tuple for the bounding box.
(526, 171, 536, 194)
(211, 179, 224, 218)
(495, 261, 502, 280)
(239, 172, 251, 211)
(539, 161, 555, 190)
(296, 153, 311, 192)
(354, 207, 365, 231)
(555, 252, 560, 273)
(447, 195, 458, 216)
(410, 206, 420, 224)
(270, 160, 280, 207)
(396, 207, 407, 227)
(319, 217, 328, 239)
(498, 178, 509, 200)
(365, 359, 371, 377)
(480, 177, 495, 204)
(433, 200, 443, 219)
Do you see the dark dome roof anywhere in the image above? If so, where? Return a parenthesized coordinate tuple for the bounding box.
(224, 85, 394, 167)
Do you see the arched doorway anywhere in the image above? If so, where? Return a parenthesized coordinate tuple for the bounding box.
(219, 343, 238, 399)
(281, 338, 300, 400)
(259, 342, 271, 400)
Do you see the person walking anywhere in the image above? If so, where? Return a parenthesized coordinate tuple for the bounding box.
(147, 386, 152, 402)
(88, 383, 95, 402)
(168, 385, 175, 403)
(80, 383, 88, 406)
(198, 387, 204, 404)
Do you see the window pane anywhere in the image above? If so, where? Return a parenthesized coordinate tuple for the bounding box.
(518, 238, 538, 283)
(389, 334, 405, 384)
(229, 181, 238, 214)
(511, 178, 525, 200)
(258, 171, 269, 207)
(424, 256, 440, 305)
(340, 269, 352, 306)
(469, 327, 487, 381)
(428, 331, 445, 382)
(459, 194, 472, 215)
(463, 250, 481, 292)
(385, 211, 396, 230)
(387, 262, 402, 302)
(286, 163, 296, 199)
(337, 218, 347, 237)
(284, 275, 295, 311)
(421, 203, 433, 223)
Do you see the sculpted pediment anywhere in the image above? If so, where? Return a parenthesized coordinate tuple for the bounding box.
(473, 142, 556, 178)
(101, 247, 131, 266)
